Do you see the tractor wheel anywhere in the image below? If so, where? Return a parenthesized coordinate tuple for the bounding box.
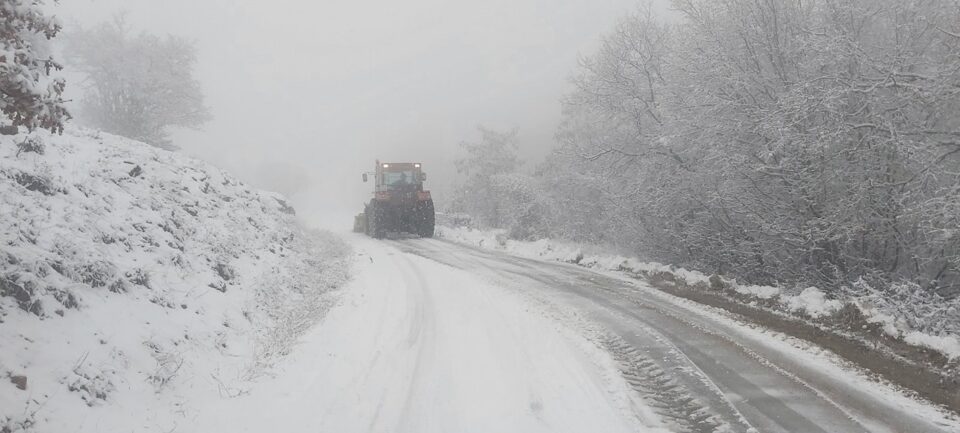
(418, 199, 435, 238)
(363, 205, 372, 236)
(367, 201, 386, 239)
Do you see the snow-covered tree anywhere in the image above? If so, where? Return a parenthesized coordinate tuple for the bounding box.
(452, 126, 522, 227)
(541, 0, 960, 295)
(0, 0, 69, 134)
(451, 126, 556, 238)
(64, 17, 210, 150)
(488, 172, 555, 240)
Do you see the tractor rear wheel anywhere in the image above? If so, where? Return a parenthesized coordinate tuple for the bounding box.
(417, 199, 435, 238)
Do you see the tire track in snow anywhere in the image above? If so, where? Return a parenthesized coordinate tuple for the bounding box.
(600, 334, 727, 433)
(399, 238, 929, 432)
(359, 250, 413, 433)
(495, 264, 751, 433)
(503, 262, 864, 433)
(385, 238, 661, 432)
(394, 254, 437, 431)
(360, 249, 436, 433)
(394, 239, 738, 431)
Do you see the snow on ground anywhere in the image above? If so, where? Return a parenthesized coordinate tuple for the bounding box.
(732, 284, 780, 300)
(0, 128, 349, 432)
(436, 225, 960, 361)
(197, 235, 668, 433)
(783, 287, 844, 319)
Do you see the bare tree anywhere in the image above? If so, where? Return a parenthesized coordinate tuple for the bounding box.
(64, 17, 211, 150)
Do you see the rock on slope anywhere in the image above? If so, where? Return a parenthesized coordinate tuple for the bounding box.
(0, 128, 349, 432)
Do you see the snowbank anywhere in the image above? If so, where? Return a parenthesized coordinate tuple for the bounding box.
(437, 225, 960, 361)
(784, 287, 844, 319)
(733, 284, 781, 300)
(0, 128, 350, 432)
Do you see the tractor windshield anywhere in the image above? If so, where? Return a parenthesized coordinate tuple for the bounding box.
(383, 170, 417, 188)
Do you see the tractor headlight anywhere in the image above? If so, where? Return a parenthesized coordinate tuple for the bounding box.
(382, 164, 389, 168)
(414, 163, 421, 168)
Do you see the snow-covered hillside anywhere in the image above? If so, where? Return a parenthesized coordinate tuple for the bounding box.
(0, 129, 350, 432)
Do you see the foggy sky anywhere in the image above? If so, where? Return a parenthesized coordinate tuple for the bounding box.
(58, 0, 674, 229)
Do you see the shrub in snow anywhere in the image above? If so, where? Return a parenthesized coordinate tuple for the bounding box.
(0, 272, 43, 316)
(124, 268, 151, 289)
(784, 287, 843, 319)
(10, 169, 57, 195)
(48, 286, 78, 310)
(64, 364, 115, 407)
(845, 278, 960, 339)
(215, 262, 237, 281)
(15, 136, 44, 155)
(708, 274, 727, 290)
(450, 126, 557, 240)
(73, 260, 117, 289)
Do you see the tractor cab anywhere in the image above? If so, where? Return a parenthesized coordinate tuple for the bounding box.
(365, 162, 427, 192)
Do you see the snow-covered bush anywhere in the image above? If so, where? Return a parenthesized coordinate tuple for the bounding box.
(487, 172, 554, 240)
(845, 278, 960, 338)
(450, 126, 556, 240)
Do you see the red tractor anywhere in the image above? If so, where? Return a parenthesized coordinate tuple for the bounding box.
(354, 160, 435, 239)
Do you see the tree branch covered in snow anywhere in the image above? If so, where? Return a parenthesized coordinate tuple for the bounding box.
(0, 0, 70, 134)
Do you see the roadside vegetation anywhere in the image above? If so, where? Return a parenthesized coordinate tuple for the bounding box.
(446, 0, 960, 383)
(450, 0, 960, 332)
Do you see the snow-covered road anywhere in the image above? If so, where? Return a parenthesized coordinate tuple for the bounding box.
(199, 235, 960, 433)
(198, 235, 665, 433)
(396, 238, 960, 433)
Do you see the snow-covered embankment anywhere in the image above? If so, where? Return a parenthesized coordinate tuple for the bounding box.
(0, 129, 349, 432)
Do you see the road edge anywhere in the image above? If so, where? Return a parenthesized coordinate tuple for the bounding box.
(632, 271, 960, 413)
